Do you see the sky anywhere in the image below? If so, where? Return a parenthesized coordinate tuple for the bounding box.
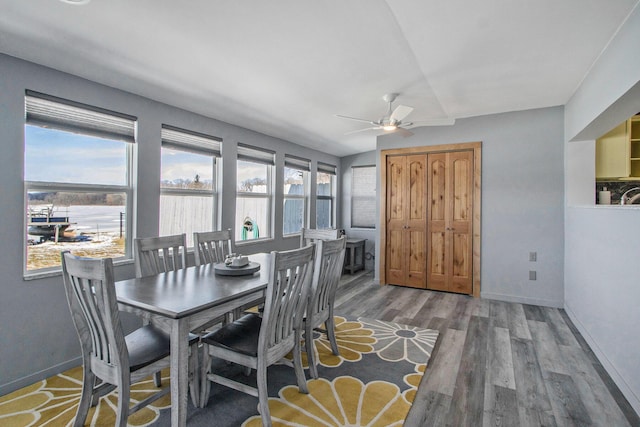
(25, 125, 214, 186)
(26, 125, 310, 191)
(25, 125, 127, 185)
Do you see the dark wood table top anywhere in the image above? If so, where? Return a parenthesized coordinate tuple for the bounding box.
(115, 253, 270, 319)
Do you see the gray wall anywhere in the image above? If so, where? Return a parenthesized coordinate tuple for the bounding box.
(342, 107, 565, 306)
(563, 5, 640, 415)
(0, 53, 340, 394)
(340, 151, 378, 271)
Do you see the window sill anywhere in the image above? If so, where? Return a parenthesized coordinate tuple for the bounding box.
(235, 237, 275, 247)
(569, 204, 640, 209)
(283, 233, 302, 239)
(23, 258, 134, 281)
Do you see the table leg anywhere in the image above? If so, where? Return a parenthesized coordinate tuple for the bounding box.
(170, 319, 190, 427)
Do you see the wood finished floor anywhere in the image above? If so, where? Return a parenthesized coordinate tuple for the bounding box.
(334, 272, 639, 427)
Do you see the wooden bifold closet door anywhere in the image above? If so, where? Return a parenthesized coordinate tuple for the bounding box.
(426, 150, 473, 294)
(383, 146, 476, 295)
(385, 155, 428, 289)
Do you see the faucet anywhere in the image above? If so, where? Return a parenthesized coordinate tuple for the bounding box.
(620, 187, 640, 205)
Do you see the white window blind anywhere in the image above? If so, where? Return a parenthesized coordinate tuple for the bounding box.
(161, 125, 222, 156)
(237, 143, 275, 165)
(351, 165, 376, 228)
(25, 90, 136, 143)
(284, 154, 311, 171)
(317, 162, 337, 175)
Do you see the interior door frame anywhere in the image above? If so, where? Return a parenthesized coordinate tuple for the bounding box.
(379, 141, 482, 297)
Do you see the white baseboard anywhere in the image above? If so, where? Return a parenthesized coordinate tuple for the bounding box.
(481, 291, 563, 308)
(0, 357, 81, 397)
(564, 303, 640, 417)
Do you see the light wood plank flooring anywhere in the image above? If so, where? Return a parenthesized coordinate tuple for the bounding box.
(334, 272, 639, 427)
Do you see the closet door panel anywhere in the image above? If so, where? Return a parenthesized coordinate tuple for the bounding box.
(427, 153, 448, 291)
(429, 231, 446, 274)
(407, 229, 426, 287)
(452, 156, 471, 223)
(427, 150, 474, 294)
(386, 229, 405, 284)
(409, 157, 427, 222)
(387, 158, 405, 221)
(450, 151, 473, 293)
(385, 157, 405, 285)
(451, 231, 471, 293)
(406, 155, 427, 287)
(385, 155, 427, 288)
(429, 157, 446, 222)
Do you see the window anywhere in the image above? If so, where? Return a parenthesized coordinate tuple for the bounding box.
(316, 162, 336, 229)
(160, 125, 221, 247)
(351, 165, 376, 228)
(236, 143, 275, 241)
(24, 91, 135, 274)
(283, 155, 310, 235)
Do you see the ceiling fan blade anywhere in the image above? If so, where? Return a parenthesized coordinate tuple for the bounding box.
(408, 118, 456, 127)
(390, 105, 414, 122)
(394, 127, 414, 137)
(344, 126, 380, 135)
(336, 114, 376, 125)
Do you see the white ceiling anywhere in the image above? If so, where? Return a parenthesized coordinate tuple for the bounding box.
(0, 0, 638, 157)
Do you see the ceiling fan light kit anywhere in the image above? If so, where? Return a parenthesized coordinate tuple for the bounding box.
(59, 0, 91, 5)
(337, 93, 453, 137)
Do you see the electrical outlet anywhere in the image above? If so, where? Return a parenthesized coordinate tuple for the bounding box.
(529, 270, 537, 280)
(529, 252, 537, 262)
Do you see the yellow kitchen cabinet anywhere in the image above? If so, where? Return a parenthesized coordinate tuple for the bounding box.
(596, 121, 629, 179)
(629, 115, 640, 177)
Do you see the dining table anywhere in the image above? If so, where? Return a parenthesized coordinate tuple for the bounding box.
(115, 252, 271, 427)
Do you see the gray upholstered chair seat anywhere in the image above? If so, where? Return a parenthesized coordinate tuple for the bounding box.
(125, 328, 199, 371)
(201, 313, 262, 357)
(125, 325, 171, 371)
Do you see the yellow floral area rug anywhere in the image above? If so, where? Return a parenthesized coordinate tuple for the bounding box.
(0, 316, 438, 427)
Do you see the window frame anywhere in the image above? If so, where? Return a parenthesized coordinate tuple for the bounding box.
(23, 91, 136, 277)
(316, 162, 337, 229)
(350, 165, 376, 229)
(235, 143, 275, 242)
(159, 125, 222, 246)
(283, 155, 311, 236)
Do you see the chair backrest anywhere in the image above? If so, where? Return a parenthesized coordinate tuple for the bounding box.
(193, 229, 233, 266)
(260, 245, 315, 359)
(308, 237, 347, 327)
(61, 251, 129, 376)
(299, 227, 340, 247)
(134, 233, 187, 277)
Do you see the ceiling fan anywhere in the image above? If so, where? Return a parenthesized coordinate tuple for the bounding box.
(336, 93, 454, 137)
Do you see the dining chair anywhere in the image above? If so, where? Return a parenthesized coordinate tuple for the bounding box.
(193, 229, 233, 266)
(61, 251, 173, 427)
(199, 245, 316, 426)
(193, 228, 254, 326)
(133, 233, 201, 400)
(299, 227, 340, 247)
(134, 233, 187, 277)
(301, 236, 347, 378)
